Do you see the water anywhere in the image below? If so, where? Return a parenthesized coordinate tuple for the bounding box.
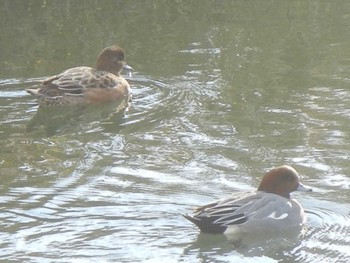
(1, 1, 350, 262)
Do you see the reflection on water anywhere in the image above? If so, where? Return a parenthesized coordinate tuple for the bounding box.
(183, 229, 305, 263)
(1, 1, 350, 262)
(26, 103, 127, 136)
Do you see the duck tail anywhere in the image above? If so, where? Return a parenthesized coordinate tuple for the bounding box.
(182, 214, 227, 234)
(26, 89, 40, 96)
(182, 214, 200, 225)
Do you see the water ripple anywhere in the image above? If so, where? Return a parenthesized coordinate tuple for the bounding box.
(298, 197, 350, 262)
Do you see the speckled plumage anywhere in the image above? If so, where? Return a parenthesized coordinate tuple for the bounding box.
(27, 45, 131, 107)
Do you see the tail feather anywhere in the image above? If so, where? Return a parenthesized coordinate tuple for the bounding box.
(182, 214, 227, 234)
(26, 89, 40, 96)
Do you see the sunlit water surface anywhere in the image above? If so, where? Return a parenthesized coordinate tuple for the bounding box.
(1, 1, 350, 262)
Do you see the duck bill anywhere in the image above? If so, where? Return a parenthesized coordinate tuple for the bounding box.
(123, 64, 133, 77)
(296, 182, 312, 192)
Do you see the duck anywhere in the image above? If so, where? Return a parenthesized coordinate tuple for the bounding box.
(26, 45, 132, 107)
(183, 165, 312, 235)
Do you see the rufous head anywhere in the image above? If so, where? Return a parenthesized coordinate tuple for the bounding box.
(257, 165, 312, 198)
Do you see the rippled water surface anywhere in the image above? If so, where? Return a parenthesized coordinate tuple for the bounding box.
(1, 1, 350, 262)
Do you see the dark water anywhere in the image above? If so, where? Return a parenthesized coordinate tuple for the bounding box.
(1, 1, 350, 262)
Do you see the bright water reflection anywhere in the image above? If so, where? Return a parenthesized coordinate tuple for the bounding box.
(1, 1, 350, 262)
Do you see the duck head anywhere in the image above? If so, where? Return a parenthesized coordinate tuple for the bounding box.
(257, 165, 312, 198)
(96, 45, 131, 76)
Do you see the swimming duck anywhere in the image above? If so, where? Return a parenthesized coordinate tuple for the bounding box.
(183, 165, 312, 235)
(26, 45, 132, 107)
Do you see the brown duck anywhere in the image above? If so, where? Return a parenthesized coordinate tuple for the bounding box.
(27, 45, 132, 107)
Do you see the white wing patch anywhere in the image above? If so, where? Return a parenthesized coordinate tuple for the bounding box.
(267, 211, 288, 220)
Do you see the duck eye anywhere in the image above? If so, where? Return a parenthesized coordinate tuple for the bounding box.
(112, 55, 123, 64)
(282, 173, 294, 181)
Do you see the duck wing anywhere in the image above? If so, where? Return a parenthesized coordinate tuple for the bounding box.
(42, 67, 120, 96)
(184, 192, 294, 234)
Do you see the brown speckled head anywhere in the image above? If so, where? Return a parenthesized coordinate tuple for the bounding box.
(95, 45, 126, 76)
(257, 165, 312, 198)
